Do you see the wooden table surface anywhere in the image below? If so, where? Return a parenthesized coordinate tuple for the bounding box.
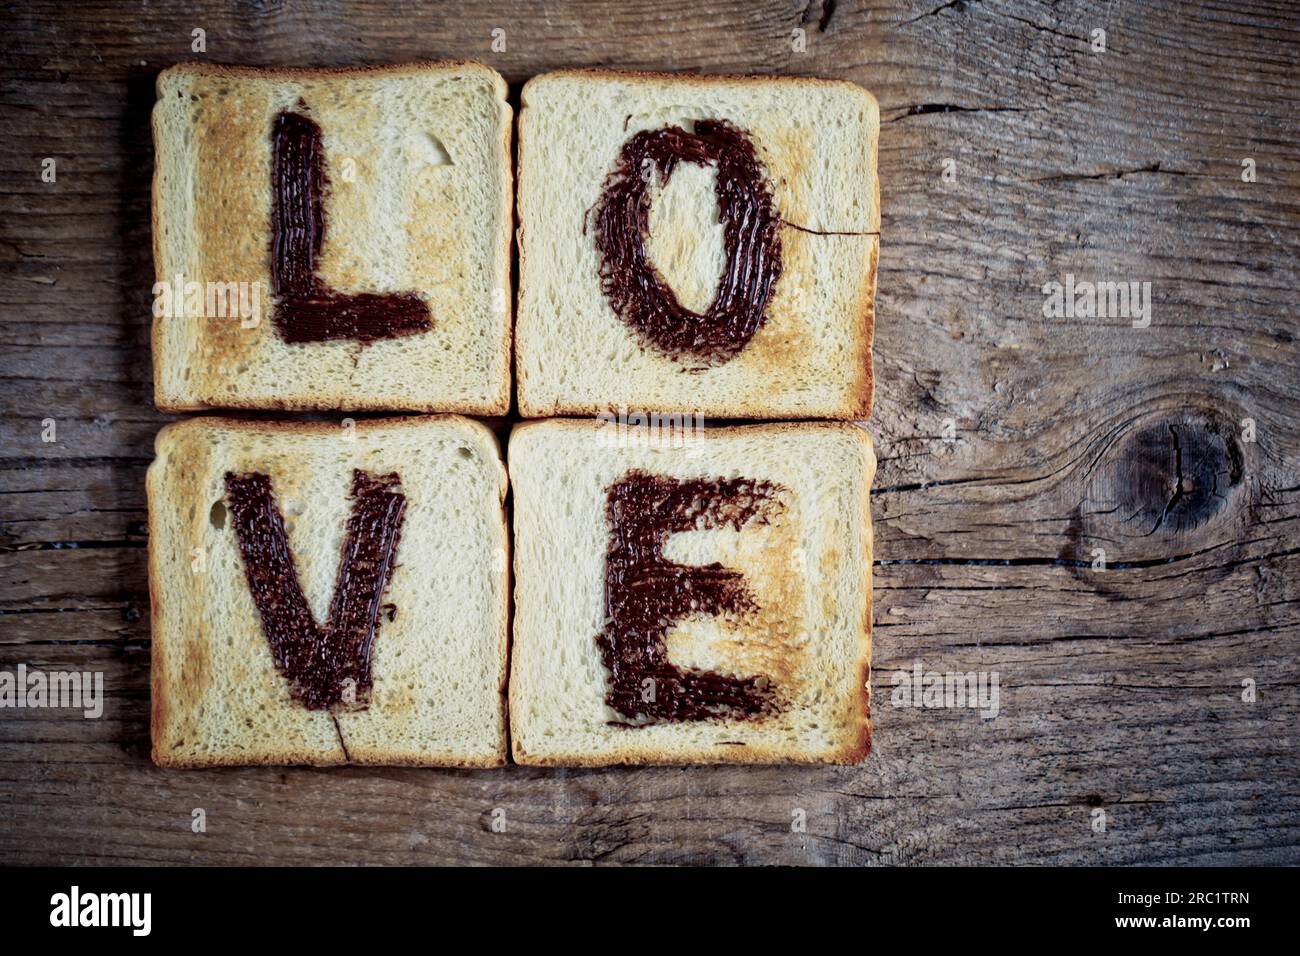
(2, 0, 1297, 866)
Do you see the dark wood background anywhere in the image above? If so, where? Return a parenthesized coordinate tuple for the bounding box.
(2, 0, 1297, 865)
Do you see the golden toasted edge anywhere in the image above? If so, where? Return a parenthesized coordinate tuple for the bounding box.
(517, 377, 876, 419)
(517, 396, 867, 420)
(504, 421, 534, 759)
(494, 79, 515, 416)
(151, 60, 512, 415)
(513, 747, 858, 768)
(154, 413, 499, 438)
(149, 93, 168, 412)
(842, 423, 875, 763)
(851, 95, 882, 421)
(483, 421, 512, 764)
(521, 67, 878, 102)
(146, 440, 168, 765)
(513, 77, 537, 419)
(156, 750, 505, 769)
(158, 394, 512, 415)
(157, 59, 507, 86)
(850, 235, 880, 420)
(148, 414, 509, 768)
(510, 416, 873, 441)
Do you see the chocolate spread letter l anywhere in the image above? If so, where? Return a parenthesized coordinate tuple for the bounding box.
(270, 109, 431, 343)
(593, 121, 783, 364)
(597, 471, 782, 723)
(224, 469, 406, 710)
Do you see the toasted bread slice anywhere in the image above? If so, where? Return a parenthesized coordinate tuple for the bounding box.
(508, 418, 874, 766)
(148, 416, 509, 767)
(516, 69, 879, 420)
(152, 61, 512, 413)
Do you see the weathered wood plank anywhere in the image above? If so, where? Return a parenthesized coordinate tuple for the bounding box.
(0, 0, 1297, 865)
(1, 610, 1296, 865)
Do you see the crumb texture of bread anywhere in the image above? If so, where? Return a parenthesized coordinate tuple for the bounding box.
(508, 419, 874, 766)
(148, 416, 509, 767)
(516, 70, 879, 419)
(152, 62, 512, 413)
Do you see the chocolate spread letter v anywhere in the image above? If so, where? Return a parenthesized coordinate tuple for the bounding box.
(593, 121, 783, 364)
(597, 471, 782, 724)
(224, 469, 407, 710)
(270, 109, 431, 343)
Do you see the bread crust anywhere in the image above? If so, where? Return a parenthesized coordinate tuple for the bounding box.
(148, 414, 509, 768)
(520, 67, 879, 101)
(514, 68, 878, 421)
(507, 418, 874, 766)
(156, 60, 507, 84)
(152, 61, 512, 415)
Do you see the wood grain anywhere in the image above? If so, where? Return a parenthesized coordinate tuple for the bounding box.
(1, 0, 1298, 865)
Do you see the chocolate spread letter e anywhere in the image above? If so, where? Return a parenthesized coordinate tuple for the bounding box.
(224, 469, 406, 710)
(597, 471, 782, 724)
(270, 109, 431, 343)
(593, 121, 782, 364)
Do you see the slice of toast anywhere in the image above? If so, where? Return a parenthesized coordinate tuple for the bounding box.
(148, 416, 509, 767)
(508, 418, 874, 766)
(152, 61, 512, 414)
(515, 70, 880, 420)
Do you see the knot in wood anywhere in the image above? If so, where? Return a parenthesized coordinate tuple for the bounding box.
(1109, 414, 1244, 536)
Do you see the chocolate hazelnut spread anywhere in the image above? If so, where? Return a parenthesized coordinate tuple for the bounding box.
(592, 120, 783, 364)
(223, 469, 406, 710)
(270, 109, 431, 343)
(597, 470, 783, 724)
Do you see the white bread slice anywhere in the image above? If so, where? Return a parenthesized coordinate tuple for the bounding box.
(508, 419, 874, 766)
(152, 62, 512, 414)
(516, 70, 879, 420)
(148, 416, 509, 767)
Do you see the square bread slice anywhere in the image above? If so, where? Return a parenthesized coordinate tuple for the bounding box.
(152, 61, 512, 414)
(515, 69, 879, 420)
(148, 416, 509, 767)
(508, 418, 875, 766)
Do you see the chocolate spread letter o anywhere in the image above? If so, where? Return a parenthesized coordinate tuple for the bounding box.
(593, 121, 783, 364)
(597, 471, 781, 723)
(270, 109, 431, 343)
(224, 469, 406, 710)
